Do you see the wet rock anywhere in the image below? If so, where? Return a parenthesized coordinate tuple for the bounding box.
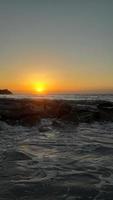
(39, 125, 52, 132)
(56, 102, 72, 118)
(79, 113, 94, 123)
(52, 119, 64, 127)
(0, 120, 10, 130)
(20, 115, 41, 127)
(98, 101, 113, 110)
(0, 98, 113, 124)
(98, 111, 113, 122)
(3, 150, 31, 161)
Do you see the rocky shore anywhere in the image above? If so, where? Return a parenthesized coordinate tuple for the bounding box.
(0, 98, 113, 200)
(0, 98, 113, 126)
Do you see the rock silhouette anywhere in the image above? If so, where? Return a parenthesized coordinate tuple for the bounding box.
(0, 89, 12, 95)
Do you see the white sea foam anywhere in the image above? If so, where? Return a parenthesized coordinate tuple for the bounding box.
(0, 93, 113, 102)
(1, 120, 113, 199)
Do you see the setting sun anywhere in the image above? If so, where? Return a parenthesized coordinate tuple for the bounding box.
(34, 82, 46, 93)
(36, 87, 44, 93)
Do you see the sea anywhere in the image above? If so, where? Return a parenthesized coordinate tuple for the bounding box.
(0, 93, 113, 200)
(0, 93, 113, 102)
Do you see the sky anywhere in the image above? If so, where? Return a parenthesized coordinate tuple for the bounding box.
(0, 0, 113, 94)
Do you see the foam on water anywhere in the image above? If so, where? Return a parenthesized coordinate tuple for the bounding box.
(0, 120, 113, 199)
(0, 93, 113, 102)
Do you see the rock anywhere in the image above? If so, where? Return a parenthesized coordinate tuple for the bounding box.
(39, 125, 52, 132)
(21, 115, 41, 126)
(39, 119, 53, 132)
(79, 112, 94, 123)
(52, 119, 64, 127)
(0, 98, 113, 124)
(0, 120, 10, 130)
(98, 101, 113, 110)
(56, 102, 72, 118)
(3, 150, 31, 161)
(0, 89, 12, 95)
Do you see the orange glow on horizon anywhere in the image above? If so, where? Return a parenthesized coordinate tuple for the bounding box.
(4, 73, 113, 95)
(33, 82, 46, 94)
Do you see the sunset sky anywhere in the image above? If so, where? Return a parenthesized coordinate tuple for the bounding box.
(0, 0, 113, 94)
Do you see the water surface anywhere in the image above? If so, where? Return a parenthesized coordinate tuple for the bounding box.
(0, 120, 113, 199)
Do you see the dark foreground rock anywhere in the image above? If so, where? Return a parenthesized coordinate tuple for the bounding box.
(0, 89, 12, 95)
(0, 98, 113, 125)
(3, 150, 32, 161)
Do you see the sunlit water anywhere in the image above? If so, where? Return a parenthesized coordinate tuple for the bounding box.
(0, 120, 113, 200)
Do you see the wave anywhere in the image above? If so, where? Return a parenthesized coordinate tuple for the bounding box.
(0, 121, 113, 199)
(0, 93, 113, 102)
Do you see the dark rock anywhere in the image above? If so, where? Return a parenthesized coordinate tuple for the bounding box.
(79, 112, 94, 123)
(93, 111, 101, 121)
(0, 98, 113, 124)
(39, 125, 52, 132)
(38, 118, 53, 132)
(52, 119, 64, 127)
(56, 102, 73, 119)
(0, 89, 12, 95)
(98, 101, 113, 110)
(3, 150, 31, 161)
(20, 115, 41, 126)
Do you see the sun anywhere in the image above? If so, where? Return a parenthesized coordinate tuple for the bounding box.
(36, 87, 44, 93)
(34, 82, 45, 93)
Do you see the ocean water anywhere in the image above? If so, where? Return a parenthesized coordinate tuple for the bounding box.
(0, 93, 113, 102)
(0, 94, 113, 199)
(0, 120, 113, 200)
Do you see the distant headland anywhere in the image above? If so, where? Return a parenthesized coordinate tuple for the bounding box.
(0, 89, 13, 95)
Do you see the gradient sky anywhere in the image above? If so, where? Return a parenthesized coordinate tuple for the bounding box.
(0, 0, 113, 93)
